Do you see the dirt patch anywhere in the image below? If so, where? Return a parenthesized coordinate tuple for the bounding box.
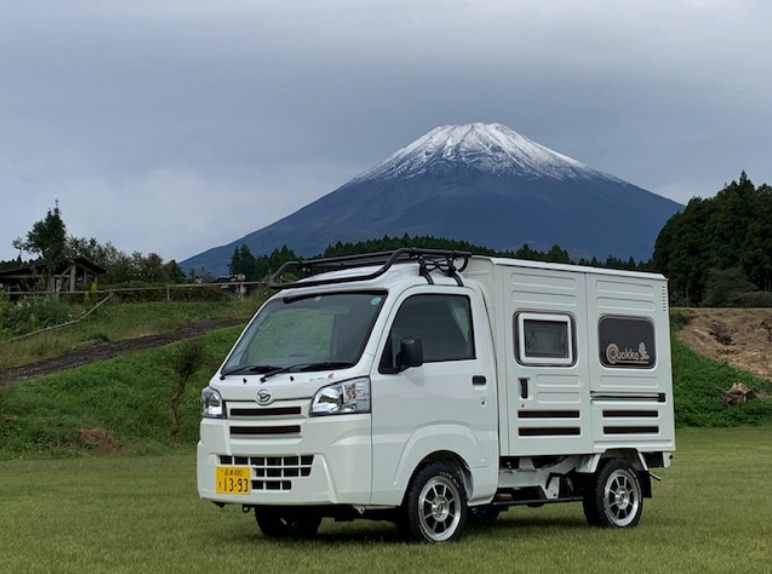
(0, 318, 245, 386)
(677, 308, 772, 381)
(77, 427, 122, 454)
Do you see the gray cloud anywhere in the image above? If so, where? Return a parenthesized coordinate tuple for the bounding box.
(1, 0, 770, 261)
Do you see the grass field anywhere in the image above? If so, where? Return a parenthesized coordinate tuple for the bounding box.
(1, 428, 770, 574)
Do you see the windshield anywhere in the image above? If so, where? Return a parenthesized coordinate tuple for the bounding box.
(222, 291, 387, 375)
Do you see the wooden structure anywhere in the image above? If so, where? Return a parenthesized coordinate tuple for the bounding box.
(0, 257, 106, 298)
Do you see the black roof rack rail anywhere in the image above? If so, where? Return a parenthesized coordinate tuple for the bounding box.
(268, 248, 472, 291)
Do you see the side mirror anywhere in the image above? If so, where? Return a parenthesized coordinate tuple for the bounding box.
(399, 338, 423, 370)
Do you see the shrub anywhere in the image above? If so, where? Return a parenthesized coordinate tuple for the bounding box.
(1, 296, 74, 337)
(729, 291, 772, 307)
(105, 283, 231, 303)
(703, 267, 758, 307)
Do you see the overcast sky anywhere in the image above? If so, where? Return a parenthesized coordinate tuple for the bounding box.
(1, 0, 770, 263)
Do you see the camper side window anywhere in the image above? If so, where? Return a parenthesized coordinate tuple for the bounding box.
(515, 313, 574, 366)
(379, 294, 475, 371)
(598, 316, 656, 368)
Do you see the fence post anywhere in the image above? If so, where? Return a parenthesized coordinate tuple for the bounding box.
(166, 284, 171, 302)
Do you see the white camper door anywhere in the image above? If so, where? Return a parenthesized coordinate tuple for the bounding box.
(369, 286, 498, 505)
(503, 269, 592, 457)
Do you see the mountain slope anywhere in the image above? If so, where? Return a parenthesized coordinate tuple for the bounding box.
(182, 123, 682, 275)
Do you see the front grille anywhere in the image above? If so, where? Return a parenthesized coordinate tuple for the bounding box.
(219, 454, 314, 491)
(227, 400, 305, 439)
(230, 425, 301, 436)
(230, 406, 302, 417)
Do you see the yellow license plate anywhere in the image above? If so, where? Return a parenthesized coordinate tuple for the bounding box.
(216, 466, 251, 495)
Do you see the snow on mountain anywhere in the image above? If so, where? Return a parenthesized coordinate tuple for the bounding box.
(357, 123, 618, 183)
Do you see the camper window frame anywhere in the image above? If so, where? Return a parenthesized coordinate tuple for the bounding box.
(514, 312, 576, 367)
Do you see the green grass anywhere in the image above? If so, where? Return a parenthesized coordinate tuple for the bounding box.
(0, 428, 770, 574)
(0, 298, 262, 368)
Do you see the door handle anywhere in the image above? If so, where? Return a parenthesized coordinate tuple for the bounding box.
(472, 375, 487, 386)
(519, 377, 529, 399)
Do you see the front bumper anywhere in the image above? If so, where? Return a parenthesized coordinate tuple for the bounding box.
(197, 411, 372, 506)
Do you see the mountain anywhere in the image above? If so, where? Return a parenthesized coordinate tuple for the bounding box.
(181, 123, 682, 275)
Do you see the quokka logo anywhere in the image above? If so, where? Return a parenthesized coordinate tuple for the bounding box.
(606, 342, 650, 366)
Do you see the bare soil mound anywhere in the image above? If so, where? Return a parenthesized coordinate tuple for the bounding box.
(1, 318, 245, 386)
(677, 308, 772, 381)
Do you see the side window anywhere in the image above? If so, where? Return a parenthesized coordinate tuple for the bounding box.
(380, 294, 475, 370)
(515, 313, 574, 366)
(599, 316, 656, 369)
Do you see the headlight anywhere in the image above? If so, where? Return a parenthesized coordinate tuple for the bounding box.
(201, 386, 226, 419)
(311, 377, 371, 416)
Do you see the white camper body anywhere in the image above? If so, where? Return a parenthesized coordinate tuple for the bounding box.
(197, 249, 675, 542)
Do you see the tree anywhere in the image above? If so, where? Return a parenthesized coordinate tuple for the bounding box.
(168, 340, 210, 444)
(165, 260, 187, 284)
(13, 205, 68, 291)
(545, 245, 571, 264)
(229, 244, 258, 280)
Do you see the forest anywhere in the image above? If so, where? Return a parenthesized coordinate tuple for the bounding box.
(653, 171, 772, 306)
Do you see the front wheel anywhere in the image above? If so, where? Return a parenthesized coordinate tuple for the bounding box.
(582, 458, 643, 528)
(255, 507, 322, 539)
(401, 462, 468, 543)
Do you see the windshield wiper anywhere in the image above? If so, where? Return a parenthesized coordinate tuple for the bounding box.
(222, 361, 355, 381)
(220, 364, 281, 378)
(258, 361, 356, 382)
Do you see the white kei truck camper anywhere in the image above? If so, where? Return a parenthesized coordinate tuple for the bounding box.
(197, 248, 675, 542)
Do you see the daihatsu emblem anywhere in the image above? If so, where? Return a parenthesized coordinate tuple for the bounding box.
(256, 389, 273, 405)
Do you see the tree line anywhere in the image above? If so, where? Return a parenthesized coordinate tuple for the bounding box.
(0, 207, 186, 288)
(227, 233, 654, 283)
(5, 170, 771, 307)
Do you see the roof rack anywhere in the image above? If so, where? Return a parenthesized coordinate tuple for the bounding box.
(268, 248, 472, 291)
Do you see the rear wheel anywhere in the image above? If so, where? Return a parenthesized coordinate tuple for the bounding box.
(255, 507, 322, 539)
(401, 462, 468, 543)
(582, 458, 643, 528)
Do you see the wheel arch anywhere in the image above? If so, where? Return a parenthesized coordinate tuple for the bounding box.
(576, 448, 649, 473)
(576, 450, 652, 499)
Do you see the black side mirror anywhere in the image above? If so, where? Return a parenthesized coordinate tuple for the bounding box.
(399, 337, 423, 370)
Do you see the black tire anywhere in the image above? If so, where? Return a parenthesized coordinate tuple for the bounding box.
(255, 507, 322, 539)
(582, 458, 643, 528)
(401, 462, 468, 543)
(468, 504, 500, 523)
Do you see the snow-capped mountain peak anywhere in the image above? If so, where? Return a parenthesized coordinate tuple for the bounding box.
(181, 121, 682, 275)
(358, 122, 605, 182)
